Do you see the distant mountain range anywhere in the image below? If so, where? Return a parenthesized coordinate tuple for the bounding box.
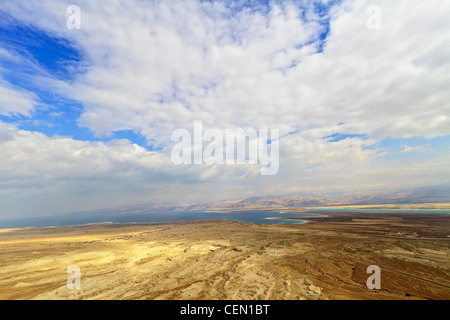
(3, 184, 448, 228)
(178, 184, 450, 210)
(81, 183, 450, 215)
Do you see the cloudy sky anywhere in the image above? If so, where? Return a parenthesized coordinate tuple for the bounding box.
(0, 0, 449, 219)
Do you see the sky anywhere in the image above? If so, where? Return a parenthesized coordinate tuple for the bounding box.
(0, 0, 449, 219)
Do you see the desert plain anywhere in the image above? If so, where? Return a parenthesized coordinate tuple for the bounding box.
(0, 210, 448, 300)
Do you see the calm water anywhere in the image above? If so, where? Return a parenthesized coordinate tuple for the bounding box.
(0, 210, 323, 229)
(1, 208, 448, 229)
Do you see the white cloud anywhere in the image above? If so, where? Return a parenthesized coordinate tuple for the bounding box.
(0, 0, 449, 218)
(401, 144, 430, 153)
(3, 0, 449, 142)
(0, 121, 273, 217)
(0, 80, 37, 116)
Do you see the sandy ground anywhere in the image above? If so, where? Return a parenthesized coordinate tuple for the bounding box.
(0, 212, 448, 300)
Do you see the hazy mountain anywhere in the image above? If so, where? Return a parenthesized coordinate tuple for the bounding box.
(88, 183, 450, 214)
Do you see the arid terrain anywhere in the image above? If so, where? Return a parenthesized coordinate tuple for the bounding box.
(0, 211, 448, 300)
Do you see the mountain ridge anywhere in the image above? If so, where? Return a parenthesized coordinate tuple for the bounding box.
(87, 183, 450, 214)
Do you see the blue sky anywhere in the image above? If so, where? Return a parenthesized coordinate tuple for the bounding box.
(0, 0, 449, 218)
(2, 0, 338, 149)
(0, 10, 100, 143)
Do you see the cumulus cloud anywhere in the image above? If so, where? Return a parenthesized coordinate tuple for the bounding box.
(0, 0, 449, 218)
(3, 0, 449, 141)
(76, 0, 450, 142)
(0, 121, 275, 216)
